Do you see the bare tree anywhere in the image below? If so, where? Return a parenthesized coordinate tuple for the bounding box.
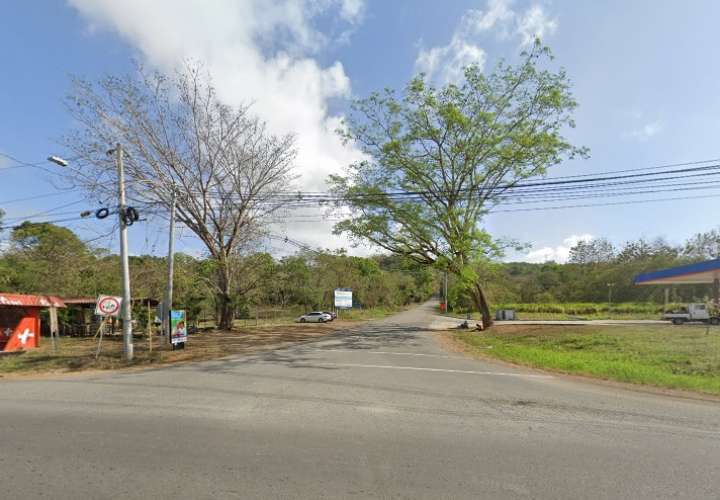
(63, 63, 296, 329)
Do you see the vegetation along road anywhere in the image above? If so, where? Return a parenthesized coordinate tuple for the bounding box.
(1, 302, 718, 500)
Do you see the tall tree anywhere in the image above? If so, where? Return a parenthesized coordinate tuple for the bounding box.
(4, 222, 95, 296)
(63, 63, 296, 329)
(329, 43, 586, 325)
(568, 238, 615, 264)
(683, 228, 720, 261)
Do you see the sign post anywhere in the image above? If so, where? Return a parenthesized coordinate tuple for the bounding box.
(334, 289, 353, 318)
(95, 295, 122, 318)
(170, 310, 187, 350)
(93, 295, 122, 359)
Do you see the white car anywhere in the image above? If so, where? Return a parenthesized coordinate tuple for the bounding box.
(297, 311, 332, 323)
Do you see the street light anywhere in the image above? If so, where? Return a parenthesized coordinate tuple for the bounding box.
(48, 150, 135, 361)
(47, 156, 68, 167)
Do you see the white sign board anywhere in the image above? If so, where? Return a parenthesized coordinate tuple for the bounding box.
(334, 289, 353, 309)
(95, 295, 122, 317)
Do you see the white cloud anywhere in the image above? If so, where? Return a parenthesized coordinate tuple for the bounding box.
(524, 234, 593, 263)
(338, 0, 365, 24)
(517, 5, 558, 47)
(415, 40, 487, 85)
(415, 0, 558, 84)
(68, 0, 366, 252)
(629, 121, 663, 141)
(467, 0, 515, 33)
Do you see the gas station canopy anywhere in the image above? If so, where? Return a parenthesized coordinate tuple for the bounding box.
(634, 259, 720, 286)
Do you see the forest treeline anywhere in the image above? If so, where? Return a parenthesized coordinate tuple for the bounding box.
(0, 222, 436, 321)
(448, 229, 720, 310)
(4, 221, 720, 321)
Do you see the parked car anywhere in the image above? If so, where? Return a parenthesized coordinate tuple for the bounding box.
(322, 311, 337, 321)
(663, 303, 720, 325)
(297, 311, 332, 323)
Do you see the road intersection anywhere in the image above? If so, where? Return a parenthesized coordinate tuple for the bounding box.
(1, 302, 718, 499)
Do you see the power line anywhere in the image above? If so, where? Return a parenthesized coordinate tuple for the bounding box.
(2, 199, 88, 223)
(0, 214, 95, 231)
(516, 157, 720, 181)
(0, 189, 81, 205)
(489, 192, 720, 213)
(174, 164, 720, 204)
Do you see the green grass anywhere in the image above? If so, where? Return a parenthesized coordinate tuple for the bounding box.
(452, 324, 720, 395)
(335, 306, 404, 321)
(446, 302, 677, 320)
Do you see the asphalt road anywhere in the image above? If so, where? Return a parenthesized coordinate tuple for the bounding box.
(1, 302, 718, 499)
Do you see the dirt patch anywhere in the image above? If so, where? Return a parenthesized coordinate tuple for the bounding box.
(0, 320, 353, 379)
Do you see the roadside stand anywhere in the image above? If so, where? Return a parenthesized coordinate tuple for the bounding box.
(0, 293, 65, 352)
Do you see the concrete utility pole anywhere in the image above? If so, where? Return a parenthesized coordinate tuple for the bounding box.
(116, 143, 134, 361)
(163, 190, 177, 339)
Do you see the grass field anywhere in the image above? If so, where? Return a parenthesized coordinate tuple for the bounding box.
(447, 302, 675, 320)
(451, 324, 720, 395)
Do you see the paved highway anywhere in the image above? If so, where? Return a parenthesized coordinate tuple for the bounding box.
(1, 302, 718, 499)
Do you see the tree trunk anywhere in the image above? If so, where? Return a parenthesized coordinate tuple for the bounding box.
(470, 282, 493, 329)
(216, 262, 234, 331)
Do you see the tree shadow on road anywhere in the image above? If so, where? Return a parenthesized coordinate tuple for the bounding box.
(192, 322, 427, 374)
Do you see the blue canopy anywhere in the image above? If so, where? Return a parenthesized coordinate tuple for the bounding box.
(634, 259, 720, 285)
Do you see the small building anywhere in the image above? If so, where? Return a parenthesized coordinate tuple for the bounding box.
(0, 293, 65, 352)
(60, 296, 161, 336)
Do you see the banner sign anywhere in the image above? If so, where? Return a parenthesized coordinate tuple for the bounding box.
(170, 310, 187, 346)
(95, 295, 122, 317)
(334, 289, 353, 309)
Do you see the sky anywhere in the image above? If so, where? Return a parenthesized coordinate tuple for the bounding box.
(1, 0, 720, 262)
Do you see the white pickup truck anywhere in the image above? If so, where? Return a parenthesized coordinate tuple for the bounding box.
(663, 303, 720, 325)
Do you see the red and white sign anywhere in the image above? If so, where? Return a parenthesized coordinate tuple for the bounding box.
(95, 295, 122, 317)
(1, 315, 40, 351)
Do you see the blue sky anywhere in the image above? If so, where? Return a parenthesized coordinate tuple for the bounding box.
(1, 0, 720, 261)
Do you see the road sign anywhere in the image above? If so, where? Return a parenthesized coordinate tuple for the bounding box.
(95, 295, 122, 317)
(334, 289, 352, 309)
(170, 310, 187, 346)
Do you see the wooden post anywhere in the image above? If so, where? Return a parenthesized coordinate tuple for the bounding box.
(714, 279, 720, 306)
(664, 288, 670, 311)
(147, 301, 152, 352)
(49, 306, 59, 353)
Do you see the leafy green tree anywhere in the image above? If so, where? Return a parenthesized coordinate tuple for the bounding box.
(4, 222, 95, 296)
(329, 43, 586, 325)
(568, 238, 615, 264)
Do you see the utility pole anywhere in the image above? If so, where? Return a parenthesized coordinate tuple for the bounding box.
(163, 189, 177, 339)
(116, 143, 134, 361)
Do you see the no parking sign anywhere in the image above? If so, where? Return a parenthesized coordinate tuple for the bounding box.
(95, 295, 122, 317)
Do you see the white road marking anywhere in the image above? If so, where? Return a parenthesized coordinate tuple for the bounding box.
(308, 362, 554, 379)
(312, 348, 454, 359)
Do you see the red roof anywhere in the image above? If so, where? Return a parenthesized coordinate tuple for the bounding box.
(0, 293, 65, 308)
